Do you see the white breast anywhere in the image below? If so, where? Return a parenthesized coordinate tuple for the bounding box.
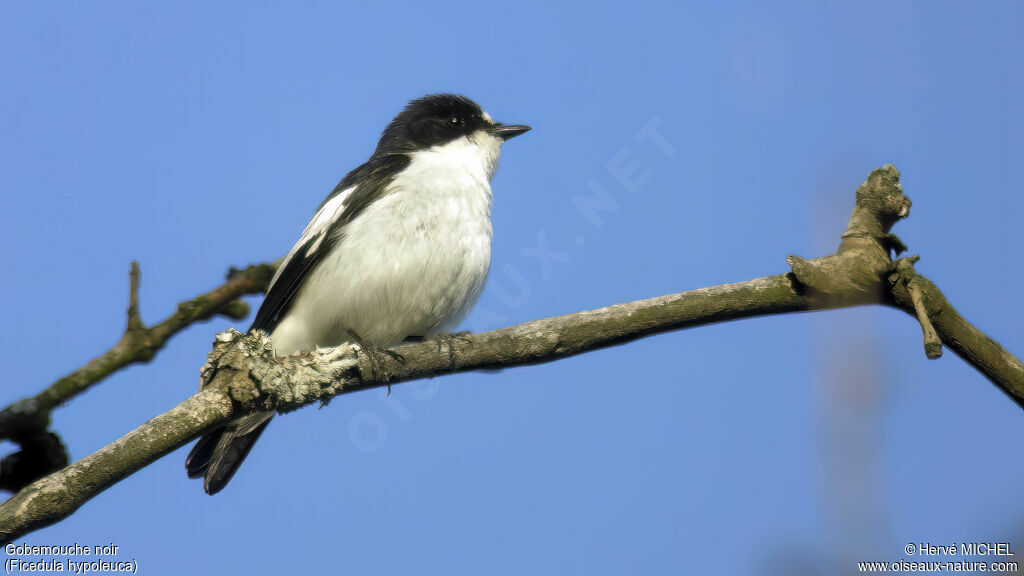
(268, 133, 502, 355)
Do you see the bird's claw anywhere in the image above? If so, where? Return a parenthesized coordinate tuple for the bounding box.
(347, 330, 405, 396)
(432, 331, 472, 369)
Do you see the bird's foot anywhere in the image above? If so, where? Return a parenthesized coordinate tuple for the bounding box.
(431, 331, 472, 369)
(347, 330, 404, 396)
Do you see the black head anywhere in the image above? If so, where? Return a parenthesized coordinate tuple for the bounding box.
(373, 93, 530, 156)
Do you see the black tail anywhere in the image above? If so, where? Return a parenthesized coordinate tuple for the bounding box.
(185, 411, 273, 495)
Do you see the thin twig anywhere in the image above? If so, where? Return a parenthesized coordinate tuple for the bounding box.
(893, 257, 942, 359)
(126, 260, 144, 332)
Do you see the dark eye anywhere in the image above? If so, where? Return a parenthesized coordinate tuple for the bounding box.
(448, 115, 462, 126)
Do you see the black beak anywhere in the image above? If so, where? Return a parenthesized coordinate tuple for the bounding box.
(488, 123, 531, 141)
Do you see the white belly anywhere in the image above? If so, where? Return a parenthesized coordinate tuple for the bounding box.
(269, 141, 495, 355)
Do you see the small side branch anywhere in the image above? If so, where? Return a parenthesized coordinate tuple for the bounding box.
(126, 260, 144, 332)
(911, 286, 943, 359)
(891, 257, 942, 359)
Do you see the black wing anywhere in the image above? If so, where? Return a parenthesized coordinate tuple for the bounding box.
(249, 153, 410, 333)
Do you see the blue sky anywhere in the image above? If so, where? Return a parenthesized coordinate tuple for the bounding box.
(2, 1, 1023, 574)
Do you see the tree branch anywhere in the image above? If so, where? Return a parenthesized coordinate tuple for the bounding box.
(890, 270, 1024, 404)
(2, 164, 1021, 542)
(0, 261, 277, 492)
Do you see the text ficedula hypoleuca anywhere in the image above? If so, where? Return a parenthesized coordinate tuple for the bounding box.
(186, 94, 530, 494)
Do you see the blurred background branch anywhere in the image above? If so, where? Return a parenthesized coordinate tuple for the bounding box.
(0, 260, 277, 493)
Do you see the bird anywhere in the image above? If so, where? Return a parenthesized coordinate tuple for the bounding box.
(185, 94, 530, 494)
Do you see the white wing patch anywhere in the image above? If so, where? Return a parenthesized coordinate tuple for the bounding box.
(266, 185, 357, 290)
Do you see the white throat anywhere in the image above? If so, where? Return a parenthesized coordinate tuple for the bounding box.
(408, 131, 504, 185)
